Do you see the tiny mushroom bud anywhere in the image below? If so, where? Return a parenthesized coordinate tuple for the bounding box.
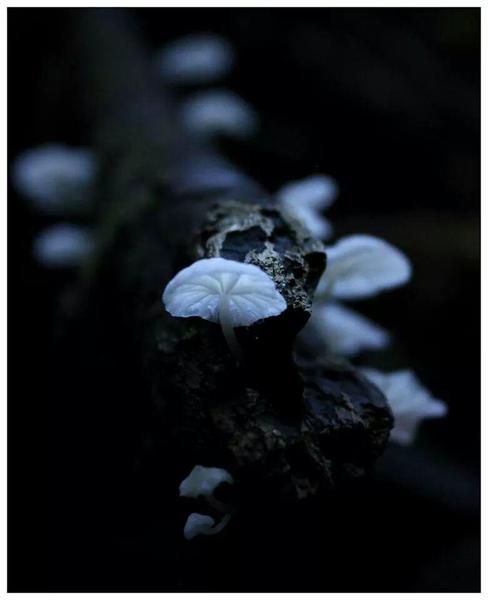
(12, 144, 96, 214)
(277, 175, 338, 240)
(33, 224, 94, 268)
(360, 368, 448, 445)
(162, 258, 287, 361)
(317, 234, 412, 300)
(179, 465, 234, 499)
(156, 33, 234, 85)
(181, 90, 258, 139)
(183, 512, 232, 541)
(303, 301, 390, 357)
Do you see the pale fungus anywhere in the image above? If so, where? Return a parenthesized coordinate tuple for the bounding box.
(277, 175, 338, 240)
(183, 512, 232, 541)
(361, 368, 448, 445)
(157, 34, 234, 84)
(180, 466, 235, 540)
(179, 465, 234, 500)
(32, 224, 94, 268)
(181, 90, 258, 138)
(12, 144, 96, 214)
(162, 257, 287, 360)
(302, 234, 411, 357)
(317, 234, 412, 300)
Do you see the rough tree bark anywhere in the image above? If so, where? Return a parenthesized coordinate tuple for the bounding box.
(66, 9, 392, 507)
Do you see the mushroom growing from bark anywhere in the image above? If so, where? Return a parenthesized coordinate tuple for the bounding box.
(277, 174, 338, 240)
(179, 466, 235, 540)
(162, 257, 287, 360)
(179, 465, 234, 512)
(300, 234, 411, 357)
(360, 368, 448, 445)
(317, 234, 412, 300)
(183, 512, 232, 541)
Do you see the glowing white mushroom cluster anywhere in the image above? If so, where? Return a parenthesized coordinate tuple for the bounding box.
(179, 465, 234, 541)
(157, 33, 258, 144)
(273, 173, 447, 445)
(297, 229, 446, 445)
(12, 144, 98, 269)
(154, 34, 447, 454)
(301, 234, 411, 358)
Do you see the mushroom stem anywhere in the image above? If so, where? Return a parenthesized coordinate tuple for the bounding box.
(218, 294, 242, 362)
(207, 513, 232, 536)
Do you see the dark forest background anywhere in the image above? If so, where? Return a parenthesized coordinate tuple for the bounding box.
(8, 7, 480, 592)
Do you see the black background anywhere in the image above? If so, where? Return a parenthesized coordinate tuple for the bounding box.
(8, 8, 480, 592)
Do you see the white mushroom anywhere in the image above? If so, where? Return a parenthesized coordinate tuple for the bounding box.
(277, 175, 338, 240)
(360, 368, 448, 445)
(162, 258, 287, 360)
(181, 90, 258, 139)
(301, 301, 390, 357)
(156, 34, 234, 85)
(179, 465, 233, 500)
(317, 234, 412, 300)
(12, 144, 96, 214)
(183, 512, 232, 541)
(32, 224, 94, 268)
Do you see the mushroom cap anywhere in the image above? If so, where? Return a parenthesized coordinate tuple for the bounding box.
(12, 144, 96, 212)
(277, 175, 337, 240)
(183, 512, 231, 540)
(163, 257, 287, 327)
(179, 465, 234, 499)
(319, 234, 412, 300)
(277, 175, 338, 212)
(281, 202, 333, 240)
(157, 34, 234, 84)
(361, 368, 447, 445)
(181, 90, 258, 139)
(33, 224, 94, 268)
(183, 513, 216, 540)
